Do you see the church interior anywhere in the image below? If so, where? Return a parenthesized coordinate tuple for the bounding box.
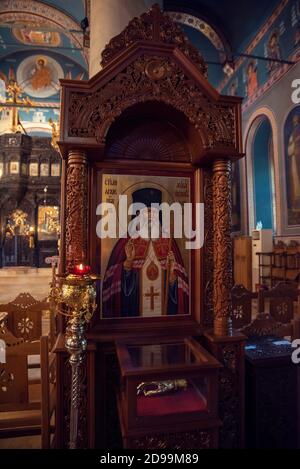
(0, 0, 300, 452)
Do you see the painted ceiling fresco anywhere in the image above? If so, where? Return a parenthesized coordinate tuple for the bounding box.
(0, 0, 297, 134)
(0, 0, 88, 135)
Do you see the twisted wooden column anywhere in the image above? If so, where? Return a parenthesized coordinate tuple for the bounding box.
(212, 159, 233, 336)
(65, 150, 88, 272)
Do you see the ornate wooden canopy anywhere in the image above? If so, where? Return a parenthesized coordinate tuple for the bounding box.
(58, 3, 244, 337)
(59, 4, 243, 164)
(55, 6, 246, 450)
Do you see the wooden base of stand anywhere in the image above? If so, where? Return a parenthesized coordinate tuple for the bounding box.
(202, 331, 246, 449)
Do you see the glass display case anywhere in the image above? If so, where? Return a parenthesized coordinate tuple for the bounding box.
(115, 337, 221, 449)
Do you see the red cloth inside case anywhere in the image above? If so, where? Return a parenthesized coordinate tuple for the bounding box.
(137, 388, 207, 417)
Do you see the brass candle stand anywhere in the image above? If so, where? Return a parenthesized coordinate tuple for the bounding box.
(50, 271, 99, 449)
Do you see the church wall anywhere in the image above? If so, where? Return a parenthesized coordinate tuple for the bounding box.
(219, 0, 298, 103)
(180, 24, 226, 89)
(242, 61, 300, 240)
(252, 119, 274, 230)
(214, 0, 300, 240)
(163, 2, 298, 237)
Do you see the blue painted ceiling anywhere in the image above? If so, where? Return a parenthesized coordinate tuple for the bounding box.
(164, 0, 281, 53)
(0, 0, 284, 87)
(39, 0, 86, 24)
(0, 0, 87, 70)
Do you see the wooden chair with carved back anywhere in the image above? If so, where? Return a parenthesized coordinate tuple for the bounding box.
(270, 241, 300, 286)
(231, 284, 258, 331)
(285, 241, 300, 284)
(41, 335, 56, 448)
(0, 326, 56, 446)
(0, 324, 41, 438)
(0, 293, 43, 343)
(0, 293, 54, 381)
(259, 282, 300, 340)
(271, 241, 286, 286)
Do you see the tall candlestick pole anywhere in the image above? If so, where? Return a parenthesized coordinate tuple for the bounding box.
(50, 270, 99, 449)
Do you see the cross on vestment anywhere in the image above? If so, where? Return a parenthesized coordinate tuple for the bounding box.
(145, 286, 159, 311)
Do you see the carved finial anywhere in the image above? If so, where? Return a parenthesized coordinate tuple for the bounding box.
(100, 3, 207, 76)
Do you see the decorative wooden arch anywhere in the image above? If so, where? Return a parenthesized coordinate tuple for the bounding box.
(60, 5, 241, 155)
(57, 4, 245, 450)
(59, 3, 243, 337)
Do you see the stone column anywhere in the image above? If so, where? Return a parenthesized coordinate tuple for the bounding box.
(65, 150, 88, 271)
(212, 159, 233, 336)
(89, 0, 163, 77)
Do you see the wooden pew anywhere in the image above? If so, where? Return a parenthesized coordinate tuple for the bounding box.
(0, 292, 56, 385)
(0, 330, 56, 447)
(41, 335, 56, 448)
(231, 284, 258, 330)
(260, 282, 300, 340)
(0, 293, 45, 342)
(0, 327, 41, 438)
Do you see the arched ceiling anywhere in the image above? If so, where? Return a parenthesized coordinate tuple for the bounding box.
(0, 0, 88, 136)
(0, 0, 88, 69)
(164, 0, 282, 88)
(38, 0, 86, 23)
(164, 0, 281, 53)
(0, 0, 284, 90)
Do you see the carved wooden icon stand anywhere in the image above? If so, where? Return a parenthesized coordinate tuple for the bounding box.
(57, 5, 245, 449)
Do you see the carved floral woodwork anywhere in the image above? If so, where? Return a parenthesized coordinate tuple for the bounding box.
(57, 3, 245, 450)
(101, 4, 208, 77)
(203, 333, 245, 449)
(67, 55, 237, 152)
(65, 151, 88, 271)
(218, 343, 242, 448)
(1, 293, 45, 342)
(242, 313, 282, 338)
(203, 169, 214, 328)
(231, 284, 256, 330)
(130, 429, 214, 450)
(212, 160, 233, 336)
(267, 282, 298, 324)
(0, 369, 14, 393)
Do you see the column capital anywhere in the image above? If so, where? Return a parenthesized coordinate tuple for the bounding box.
(212, 158, 231, 173)
(67, 150, 87, 166)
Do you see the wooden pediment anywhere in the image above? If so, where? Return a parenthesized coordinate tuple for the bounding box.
(59, 4, 243, 164)
(101, 3, 207, 76)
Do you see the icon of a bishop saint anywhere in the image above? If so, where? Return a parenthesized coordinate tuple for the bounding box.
(102, 188, 189, 318)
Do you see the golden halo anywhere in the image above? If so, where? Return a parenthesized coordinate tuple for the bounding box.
(36, 56, 47, 66)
